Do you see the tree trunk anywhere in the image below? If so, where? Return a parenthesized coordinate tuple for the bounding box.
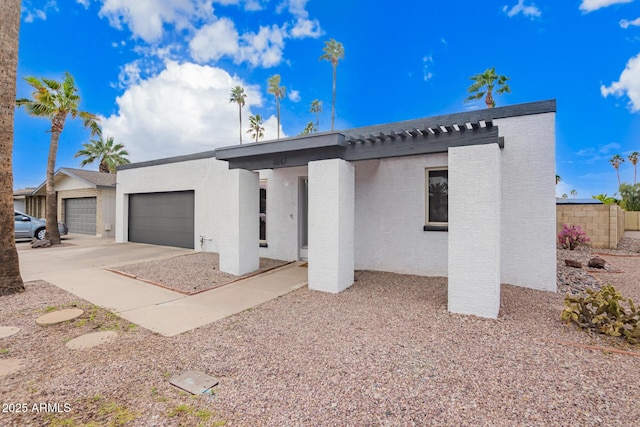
(45, 114, 65, 245)
(99, 161, 110, 173)
(485, 90, 494, 108)
(0, 0, 25, 295)
(331, 63, 337, 130)
(276, 96, 280, 139)
(238, 104, 242, 144)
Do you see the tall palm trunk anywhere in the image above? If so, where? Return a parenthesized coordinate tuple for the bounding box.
(238, 104, 242, 144)
(276, 96, 280, 139)
(45, 113, 65, 244)
(331, 63, 337, 130)
(99, 161, 110, 173)
(485, 90, 494, 108)
(0, 0, 25, 295)
(616, 168, 621, 189)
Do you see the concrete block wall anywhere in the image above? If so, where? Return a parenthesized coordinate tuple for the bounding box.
(556, 204, 625, 248)
(625, 211, 640, 231)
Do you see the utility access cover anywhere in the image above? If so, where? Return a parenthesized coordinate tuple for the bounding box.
(170, 370, 219, 395)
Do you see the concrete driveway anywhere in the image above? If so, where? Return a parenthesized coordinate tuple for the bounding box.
(17, 234, 308, 336)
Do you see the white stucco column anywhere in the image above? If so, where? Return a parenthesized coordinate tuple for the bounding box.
(219, 169, 260, 276)
(448, 143, 501, 319)
(308, 158, 355, 293)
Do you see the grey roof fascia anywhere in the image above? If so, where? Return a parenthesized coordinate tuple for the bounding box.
(215, 132, 346, 161)
(117, 150, 217, 171)
(344, 100, 555, 139)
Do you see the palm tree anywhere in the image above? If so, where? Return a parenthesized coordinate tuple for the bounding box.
(300, 122, 314, 135)
(570, 189, 577, 199)
(0, 0, 25, 295)
(610, 154, 625, 188)
(556, 174, 562, 185)
(75, 135, 130, 173)
(464, 67, 511, 108)
(229, 85, 246, 144)
(247, 114, 265, 143)
(310, 99, 322, 132)
(320, 39, 344, 130)
(16, 72, 101, 245)
(562, 194, 568, 199)
(267, 75, 286, 139)
(628, 151, 639, 185)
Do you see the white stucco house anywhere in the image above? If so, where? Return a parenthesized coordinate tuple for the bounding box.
(116, 100, 557, 319)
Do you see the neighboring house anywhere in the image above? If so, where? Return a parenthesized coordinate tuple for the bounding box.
(116, 100, 557, 319)
(29, 168, 116, 237)
(13, 188, 34, 212)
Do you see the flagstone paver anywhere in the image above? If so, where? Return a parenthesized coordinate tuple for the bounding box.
(35, 308, 84, 326)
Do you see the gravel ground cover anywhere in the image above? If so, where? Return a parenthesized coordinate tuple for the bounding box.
(2, 244, 640, 426)
(113, 253, 289, 294)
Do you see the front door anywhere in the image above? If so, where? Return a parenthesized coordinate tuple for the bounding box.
(298, 177, 308, 260)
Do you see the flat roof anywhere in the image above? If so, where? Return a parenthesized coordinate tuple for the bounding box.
(119, 99, 556, 171)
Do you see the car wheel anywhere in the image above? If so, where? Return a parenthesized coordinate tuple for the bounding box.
(36, 228, 46, 240)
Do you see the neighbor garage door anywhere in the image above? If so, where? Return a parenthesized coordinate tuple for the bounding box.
(65, 197, 97, 235)
(128, 191, 194, 249)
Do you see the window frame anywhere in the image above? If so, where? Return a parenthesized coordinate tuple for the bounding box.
(425, 167, 449, 229)
(259, 179, 267, 246)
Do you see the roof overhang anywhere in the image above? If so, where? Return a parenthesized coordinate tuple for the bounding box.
(216, 124, 500, 170)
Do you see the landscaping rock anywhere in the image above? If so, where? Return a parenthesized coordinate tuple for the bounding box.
(0, 326, 20, 339)
(31, 239, 51, 248)
(588, 257, 606, 269)
(564, 259, 582, 268)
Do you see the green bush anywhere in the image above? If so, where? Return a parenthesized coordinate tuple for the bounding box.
(562, 285, 640, 344)
(619, 183, 640, 211)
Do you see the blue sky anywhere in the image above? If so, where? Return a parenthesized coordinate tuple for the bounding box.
(12, 0, 640, 199)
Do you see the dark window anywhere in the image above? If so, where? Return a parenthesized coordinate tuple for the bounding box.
(260, 180, 267, 242)
(427, 169, 448, 224)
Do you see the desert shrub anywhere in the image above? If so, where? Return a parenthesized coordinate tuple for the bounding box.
(562, 285, 640, 344)
(619, 183, 640, 211)
(557, 224, 590, 250)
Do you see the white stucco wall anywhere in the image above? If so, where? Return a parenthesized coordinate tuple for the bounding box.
(448, 144, 501, 318)
(115, 157, 230, 251)
(353, 154, 448, 276)
(308, 159, 355, 293)
(258, 166, 308, 261)
(497, 112, 556, 291)
(219, 169, 259, 275)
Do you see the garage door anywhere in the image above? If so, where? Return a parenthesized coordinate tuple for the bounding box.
(128, 191, 194, 249)
(65, 197, 97, 235)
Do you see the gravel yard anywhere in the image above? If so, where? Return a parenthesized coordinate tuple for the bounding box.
(2, 242, 640, 426)
(112, 253, 289, 294)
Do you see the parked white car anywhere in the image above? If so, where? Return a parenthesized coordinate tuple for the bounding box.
(14, 211, 68, 240)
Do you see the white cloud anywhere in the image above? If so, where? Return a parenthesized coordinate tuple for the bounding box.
(189, 18, 240, 62)
(76, 0, 90, 8)
(22, 0, 58, 23)
(100, 61, 281, 162)
(579, 0, 633, 12)
(423, 55, 434, 81)
(290, 18, 323, 38)
(98, 0, 213, 43)
(189, 20, 287, 68)
(575, 142, 622, 163)
(601, 53, 640, 112)
(620, 17, 640, 28)
(116, 61, 142, 88)
(502, 0, 542, 19)
(288, 89, 301, 102)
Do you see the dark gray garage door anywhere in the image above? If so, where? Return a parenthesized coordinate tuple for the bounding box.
(128, 191, 194, 249)
(65, 197, 97, 235)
